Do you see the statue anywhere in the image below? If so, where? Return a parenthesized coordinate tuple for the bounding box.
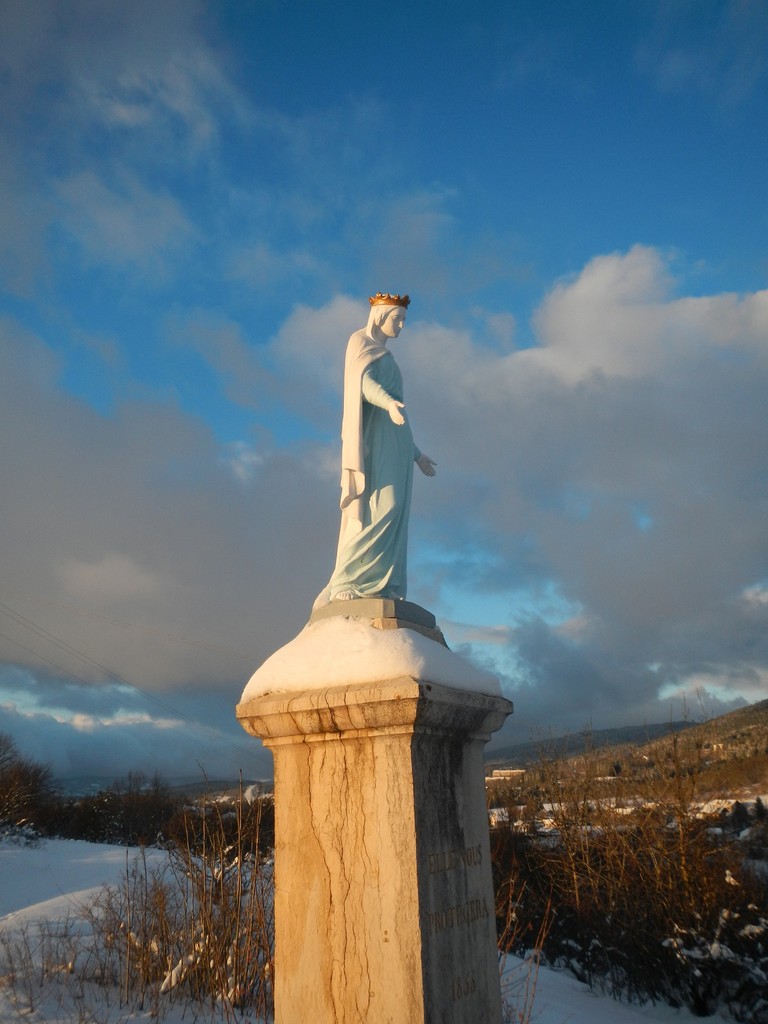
(315, 293, 436, 606)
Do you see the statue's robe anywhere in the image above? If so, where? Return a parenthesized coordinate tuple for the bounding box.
(327, 347, 419, 601)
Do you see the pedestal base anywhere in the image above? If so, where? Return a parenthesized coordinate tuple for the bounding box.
(310, 597, 448, 644)
(237, 678, 512, 1024)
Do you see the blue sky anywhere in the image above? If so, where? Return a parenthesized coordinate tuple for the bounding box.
(1, 0, 767, 781)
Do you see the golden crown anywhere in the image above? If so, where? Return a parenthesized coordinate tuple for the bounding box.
(369, 292, 410, 308)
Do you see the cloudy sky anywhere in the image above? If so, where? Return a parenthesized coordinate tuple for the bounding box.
(1, 0, 767, 782)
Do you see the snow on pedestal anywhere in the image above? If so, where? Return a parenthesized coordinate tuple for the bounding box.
(240, 614, 501, 701)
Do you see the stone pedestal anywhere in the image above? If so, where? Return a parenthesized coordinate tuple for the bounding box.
(237, 666, 512, 1023)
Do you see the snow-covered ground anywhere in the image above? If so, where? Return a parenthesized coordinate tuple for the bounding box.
(0, 837, 700, 1023)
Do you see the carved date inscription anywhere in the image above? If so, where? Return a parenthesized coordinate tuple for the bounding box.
(451, 971, 477, 1003)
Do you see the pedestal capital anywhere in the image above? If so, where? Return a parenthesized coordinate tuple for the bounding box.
(237, 678, 512, 747)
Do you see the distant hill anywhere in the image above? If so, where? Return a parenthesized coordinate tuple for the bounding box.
(684, 697, 768, 754)
(485, 720, 693, 768)
(485, 699, 768, 800)
(54, 774, 270, 798)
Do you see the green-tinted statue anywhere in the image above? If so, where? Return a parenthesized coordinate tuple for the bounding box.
(315, 293, 436, 607)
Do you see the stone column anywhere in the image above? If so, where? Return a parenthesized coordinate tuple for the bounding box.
(237, 630, 512, 1023)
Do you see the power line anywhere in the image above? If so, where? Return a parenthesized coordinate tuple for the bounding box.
(0, 599, 263, 767)
(0, 630, 96, 684)
(0, 587, 255, 664)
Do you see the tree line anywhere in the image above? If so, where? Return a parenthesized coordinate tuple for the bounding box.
(0, 731, 273, 853)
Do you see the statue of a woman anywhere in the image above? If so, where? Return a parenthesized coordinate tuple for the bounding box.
(315, 293, 436, 606)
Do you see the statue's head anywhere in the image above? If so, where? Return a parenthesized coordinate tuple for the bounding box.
(367, 293, 409, 340)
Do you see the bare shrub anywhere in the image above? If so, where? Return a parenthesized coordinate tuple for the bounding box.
(94, 784, 274, 1018)
(0, 783, 274, 1022)
(491, 732, 768, 1021)
(496, 872, 552, 1024)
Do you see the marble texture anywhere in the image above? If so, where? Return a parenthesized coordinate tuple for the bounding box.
(237, 677, 513, 1023)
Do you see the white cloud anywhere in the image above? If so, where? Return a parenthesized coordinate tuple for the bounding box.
(526, 245, 768, 382)
(742, 585, 768, 607)
(172, 296, 363, 427)
(168, 311, 269, 411)
(269, 297, 364, 397)
(226, 242, 328, 290)
(221, 442, 266, 485)
(393, 247, 768, 727)
(0, 0, 248, 149)
(0, 694, 271, 781)
(636, 1, 768, 107)
(56, 171, 196, 277)
(58, 555, 163, 601)
(0, 317, 338, 693)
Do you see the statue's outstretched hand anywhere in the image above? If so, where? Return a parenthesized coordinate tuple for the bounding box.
(388, 401, 406, 425)
(416, 453, 437, 477)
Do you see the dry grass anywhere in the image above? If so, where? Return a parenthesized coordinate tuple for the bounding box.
(0, 782, 274, 1022)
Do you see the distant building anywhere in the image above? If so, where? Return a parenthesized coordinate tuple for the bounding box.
(485, 768, 526, 788)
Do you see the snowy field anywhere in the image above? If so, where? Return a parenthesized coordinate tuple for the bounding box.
(0, 837, 700, 1024)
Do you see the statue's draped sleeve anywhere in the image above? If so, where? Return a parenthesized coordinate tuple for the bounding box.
(362, 371, 422, 461)
(339, 329, 387, 527)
